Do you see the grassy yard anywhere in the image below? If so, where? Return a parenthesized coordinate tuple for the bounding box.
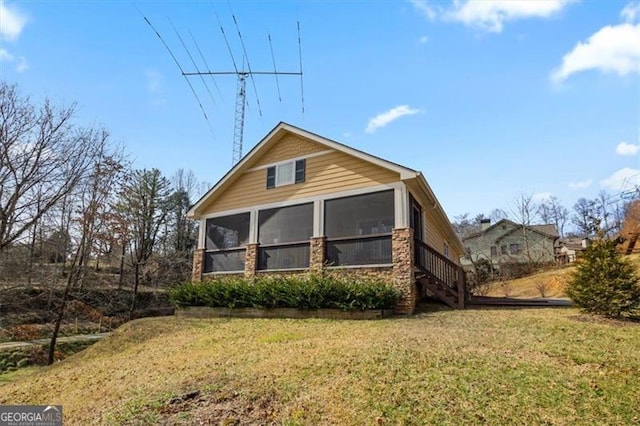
(1, 307, 639, 425)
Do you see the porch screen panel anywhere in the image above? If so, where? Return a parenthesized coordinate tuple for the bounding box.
(205, 213, 250, 250)
(204, 250, 246, 272)
(325, 190, 394, 238)
(204, 212, 250, 272)
(258, 203, 313, 270)
(258, 203, 313, 244)
(324, 190, 394, 266)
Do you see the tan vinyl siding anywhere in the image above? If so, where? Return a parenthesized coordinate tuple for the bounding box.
(201, 150, 399, 214)
(254, 134, 325, 166)
(424, 204, 461, 265)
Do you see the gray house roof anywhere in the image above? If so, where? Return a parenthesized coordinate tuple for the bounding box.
(462, 219, 559, 242)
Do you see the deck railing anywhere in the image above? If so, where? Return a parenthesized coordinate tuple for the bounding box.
(414, 239, 461, 291)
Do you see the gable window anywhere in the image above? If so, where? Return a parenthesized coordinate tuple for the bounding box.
(266, 159, 306, 189)
(204, 213, 250, 273)
(509, 243, 521, 255)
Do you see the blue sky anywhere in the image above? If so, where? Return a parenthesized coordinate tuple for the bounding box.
(1, 0, 638, 221)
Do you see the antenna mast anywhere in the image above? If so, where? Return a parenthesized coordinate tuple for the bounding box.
(233, 73, 248, 164)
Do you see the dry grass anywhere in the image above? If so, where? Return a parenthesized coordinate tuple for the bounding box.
(486, 254, 640, 299)
(1, 307, 639, 425)
(486, 267, 574, 298)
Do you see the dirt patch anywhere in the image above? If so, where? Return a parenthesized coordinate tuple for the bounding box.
(156, 389, 282, 425)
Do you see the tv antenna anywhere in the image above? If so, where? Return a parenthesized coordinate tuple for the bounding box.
(182, 5, 304, 165)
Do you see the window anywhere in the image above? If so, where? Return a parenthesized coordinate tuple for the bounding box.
(258, 203, 313, 245)
(509, 243, 521, 255)
(444, 242, 450, 259)
(205, 213, 250, 250)
(490, 246, 497, 257)
(258, 203, 313, 270)
(204, 213, 250, 273)
(266, 159, 306, 189)
(325, 190, 394, 238)
(325, 190, 394, 266)
(501, 245, 508, 255)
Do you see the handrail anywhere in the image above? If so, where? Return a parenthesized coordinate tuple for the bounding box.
(325, 233, 392, 242)
(414, 239, 461, 291)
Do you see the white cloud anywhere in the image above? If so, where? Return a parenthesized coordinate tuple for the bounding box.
(144, 69, 163, 93)
(445, 0, 569, 33)
(569, 179, 593, 190)
(616, 141, 640, 156)
(410, 0, 437, 20)
(621, 2, 640, 23)
(419, 35, 429, 44)
(601, 167, 640, 190)
(551, 22, 640, 82)
(365, 105, 421, 134)
(0, 1, 28, 41)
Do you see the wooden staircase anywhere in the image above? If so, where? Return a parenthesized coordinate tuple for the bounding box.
(414, 239, 466, 309)
(625, 233, 639, 255)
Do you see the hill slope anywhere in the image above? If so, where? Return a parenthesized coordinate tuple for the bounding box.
(1, 310, 639, 424)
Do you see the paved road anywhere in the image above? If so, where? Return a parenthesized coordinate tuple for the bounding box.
(0, 333, 110, 351)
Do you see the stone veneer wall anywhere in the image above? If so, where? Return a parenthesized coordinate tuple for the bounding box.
(192, 229, 417, 314)
(310, 237, 325, 271)
(244, 243, 259, 277)
(391, 228, 416, 314)
(192, 249, 204, 282)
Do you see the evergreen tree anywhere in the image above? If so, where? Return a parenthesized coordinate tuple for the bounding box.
(567, 240, 640, 319)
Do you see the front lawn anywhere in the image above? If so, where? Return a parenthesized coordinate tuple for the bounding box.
(1, 306, 638, 424)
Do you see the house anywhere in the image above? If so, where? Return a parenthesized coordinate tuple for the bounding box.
(461, 219, 559, 271)
(186, 122, 466, 313)
(557, 238, 590, 263)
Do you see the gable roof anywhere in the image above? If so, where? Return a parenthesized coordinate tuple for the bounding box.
(462, 218, 559, 242)
(188, 121, 419, 217)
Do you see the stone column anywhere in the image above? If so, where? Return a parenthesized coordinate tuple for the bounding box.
(392, 228, 416, 314)
(192, 249, 204, 282)
(310, 237, 325, 272)
(244, 243, 259, 277)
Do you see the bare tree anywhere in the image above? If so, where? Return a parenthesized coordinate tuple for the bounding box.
(47, 128, 122, 364)
(510, 193, 538, 264)
(0, 83, 94, 253)
(538, 196, 569, 238)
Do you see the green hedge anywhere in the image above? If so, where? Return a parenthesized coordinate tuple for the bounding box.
(169, 274, 400, 311)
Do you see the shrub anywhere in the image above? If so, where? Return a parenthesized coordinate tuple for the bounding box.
(169, 274, 400, 311)
(566, 240, 640, 319)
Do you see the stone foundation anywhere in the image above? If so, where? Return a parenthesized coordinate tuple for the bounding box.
(192, 249, 204, 282)
(392, 228, 416, 314)
(310, 237, 325, 272)
(244, 243, 259, 277)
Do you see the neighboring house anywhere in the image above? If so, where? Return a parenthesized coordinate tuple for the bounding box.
(461, 219, 559, 270)
(187, 122, 466, 313)
(557, 238, 590, 263)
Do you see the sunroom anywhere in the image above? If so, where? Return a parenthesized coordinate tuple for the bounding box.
(201, 188, 396, 275)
